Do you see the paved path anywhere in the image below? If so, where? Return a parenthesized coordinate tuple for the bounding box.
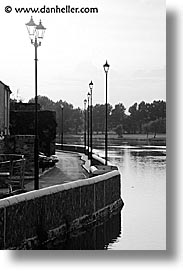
(25, 151, 89, 191)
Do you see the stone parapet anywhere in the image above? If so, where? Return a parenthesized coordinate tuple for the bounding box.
(0, 170, 123, 249)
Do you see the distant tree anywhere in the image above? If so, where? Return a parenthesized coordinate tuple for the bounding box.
(149, 100, 166, 121)
(123, 115, 133, 134)
(142, 117, 166, 138)
(70, 108, 83, 134)
(110, 103, 126, 130)
(149, 118, 166, 138)
(115, 124, 123, 138)
(55, 100, 74, 134)
(92, 104, 112, 134)
(128, 103, 138, 133)
(127, 100, 166, 134)
(138, 101, 150, 132)
(93, 104, 104, 133)
(142, 122, 150, 138)
(28, 96, 55, 111)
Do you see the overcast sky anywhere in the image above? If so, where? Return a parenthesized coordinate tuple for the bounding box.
(0, 0, 165, 110)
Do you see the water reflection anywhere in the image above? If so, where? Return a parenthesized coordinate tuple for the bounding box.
(95, 145, 166, 250)
(96, 146, 166, 172)
(43, 212, 121, 250)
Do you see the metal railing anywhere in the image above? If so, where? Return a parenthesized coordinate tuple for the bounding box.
(0, 154, 26, 193)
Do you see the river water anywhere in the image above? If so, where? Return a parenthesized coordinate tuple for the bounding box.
(95, 145, 166, 250)
(53, 145, 166, 250)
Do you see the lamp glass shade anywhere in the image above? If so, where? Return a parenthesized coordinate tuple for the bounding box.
(103, 60, 110, 73)
(36, 20, 46, 39)
(25, 16, 37, 37)
(89, 81, 93, 90)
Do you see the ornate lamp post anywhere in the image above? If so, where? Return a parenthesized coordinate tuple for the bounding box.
(87, 92, 90, 159)
(60, 104, 64, 150)
(25, 17, 46, 190)
(103, 60, 110, 166)
(84, 99, 87, 154)
(89, 81, 93, 165)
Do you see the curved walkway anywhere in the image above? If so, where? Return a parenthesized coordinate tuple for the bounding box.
(25, 151, 88, 191)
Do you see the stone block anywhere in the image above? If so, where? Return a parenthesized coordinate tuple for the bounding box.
(80, 184, 94, 217)
(71, 187, 81, 220)
(95, 181, 104, 211)
(105, 176, 120, 206)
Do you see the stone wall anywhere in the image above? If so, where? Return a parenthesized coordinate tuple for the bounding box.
(0, 170, 123, 249)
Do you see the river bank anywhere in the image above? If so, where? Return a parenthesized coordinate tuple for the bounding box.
(57, 133, 166, 147)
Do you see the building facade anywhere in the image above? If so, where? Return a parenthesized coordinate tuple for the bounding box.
(10, 102, 56, 156)
(0, 81, 12, 136)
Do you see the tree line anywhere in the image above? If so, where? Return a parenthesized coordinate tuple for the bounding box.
(28, 96, 166, 137)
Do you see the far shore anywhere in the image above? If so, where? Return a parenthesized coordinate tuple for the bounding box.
(57, 133, 166, 147)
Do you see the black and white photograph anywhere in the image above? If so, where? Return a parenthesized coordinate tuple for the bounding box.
(0, 0, 166, 251)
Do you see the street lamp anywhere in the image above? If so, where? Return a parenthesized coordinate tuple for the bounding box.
(89, 81, 93, 165)
(103, 60, 110, 166)
(60, 104, 64, 150)
(87, 92, 90, 159)
(84, 99, 87, 154)
(25, 17, 46, 190)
